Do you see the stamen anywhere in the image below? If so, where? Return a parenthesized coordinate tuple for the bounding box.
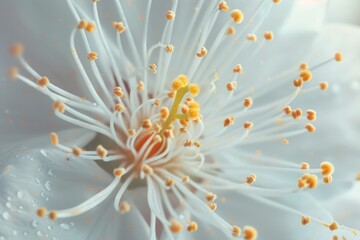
(319, 81, 329, 91)
(218, 1, 229, 12)
(243, 226, 257, 240)
(329, 222, 339, 231)
(112, 21, 126, 33)
(196, 47, 208, 58)
(334, 52, 343, 62)
(96, 145, 108, 158)
(72, 146, 83, 156)
(165, 44, 174, 53)
(243, 97, 253, 108)
(50, 132, 59, 145)
(169, 219, 182, 233)
(226, 26, 236, 36)
(231, 9, 244, 24)
(10, 43, 23, 57)
(233, 64, 243, 73)
(77, 20, 87, 29)
(87, 52, 98, 61)
(36, 208, 47, 218)
(305, 123, 316, 133)
(8, 67, 19, 80)
(299, 70, 312, 82)
(85, 22, 96, 32)
(205, 192, 217, 202)
(187, 221, 199, 232)
(247, 34, 257, 42)
(264, 31, 274, 40)
(113, 168, 126, 178)
(119, 201, 131, 214)
(320, 162, 334, 176)
(166, 11, 175, 21)
(232, 225, 241, 237)
(301, 216, 311, 225)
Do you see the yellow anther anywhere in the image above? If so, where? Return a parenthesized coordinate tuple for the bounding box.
(72, 146, 82, 157)
(8, 67, 18, 80)
(177, 74, 189, 86)
(142, 164, 153, 175)
(333, 236, 339, 240)
(85, 22, 96, 32)
(50, 132, 59, 145)
(52, 100, 65, 113)
(226, 81, 237, 91)
(196, 47, 207, 57)
(319, 81, 329, 91)
(305, 123, 316, 133)
(208, 202, 217, 211)
(232, 226, 241, 237)
(244, 121, 253, 130)
(113, 168, 126, 178)
(163, 129, 174, 139)
(188, 84, 200, 96)
(182, 176, 190, 183)
(37, 76, 50, 87)
(172, 79, 185, 91)
(153, 123, 162, 133)
(246, 174, 257, 184)
(243, 226, 258, 240)
(226, 26, 236, 36)
(291, 108, 302, 120)
(168, 90, 176, 98)
(137, 81, 144, 92)
(149, 64, 157, 73)
(142, 119, 152, 129)
(77, 20, 88, 29)
(283, 106, 292, 115)
(119, 201, 131, 214)
(218, 1, 229, 12)
(166, 11, 176, 21)
(273, 0, 281, 4)
(329, 222, 339, 231)
(320, 162, 334, 176)
(323, 175, 333, 184)
(300, 173, 318, 189)
(301, 216, 311, 225)
(37, 208, 47, 218)
(114, 103, 125, 113)
(299, 62, 308, 71)
(335, 52, 343, 62)
(224, 116, 235, 127)
(165, 177, 175, 188)
(187, 221, 198, 232)
(206, 192, 217, 202)
(188, 109, 200, 119)
(300, 162, 310, 170)
(154, 99, 161, 106)
(307, 109, 317, 121)
(49, 211, 57, 221)
(299, 70, 312, 82)
(96, 145, 108, 158)
(282, 138, 289, 144)
(10, 43, 23, 57)
(128, 129, 136, 137)
(165, 44, 174, 53)
(233, 64, 243, 73)
(112, 21, 126, 33)
(113, 87, 124, 98)
(160, 107, 169, 120)
(243, 97, 253, 108)
(87, 52, 98, 61)
(264, 31, 274, 40)
(293, 78, 303, 88)
(247, 34, 257, 42)
(181, 105, 189, 114)
(169, 219, 182, 233)
(184, 139, 192, 147)
(231, 9, 244, 24)
(180, 119, 189, 127)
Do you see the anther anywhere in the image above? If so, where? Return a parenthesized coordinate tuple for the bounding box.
(233, 64, 243, 73)
(10, 43, 24, 57)
(329, 222, 339, 231)
(247, 34, 257, 42)
(154, 99, 161, 106)
(196, 47, 207, 57)
(243, 97, 253, 108)
(52, 100, 65, 113)
(163, 129, 174, 139)
(153, 123, 162, 133)
(243, 226, 257, 240)
(246, 174, 257, 184)
(72, 146, 82, 156)
(166, 11, 176, 21)
(182, 176, 190, 183)
(142, 164, 153, 175)
(323, 175, 333, 184)
(226, 26, 236, 36)
(113, 87, 124, 98)
(165, 44, 174, 53)
(334, 52, 343, 62)
(283, 106, 292, 115)
(224, 116, 235, 127)
(137, 81, 144, 92)
(169, 219, 182, 233)
(291, 108, 302, 120)
(8, 67, 19, 80)
(301, 216, 311, 225)
(232, 226, 241, 237)
(307, 110, 317, 121)
(208, 202, 217, 211)
(87, 52, 98, 61)
(149, 64, 157, 73)
(188, 84, 200, 96)
(37, 208, 47, 218)
(85, 22, 96, 32)
(320, 162, 334, 176)
(96, 145, 108, 158)
(114, 103, 125, 113)
(181, 105, 189, 114)
(305, 123, 316, 133)
(226, 81, 237, 91)
(299, 62, 308, 70)
(128, 129, 136, 137)
(112, 22, 126, 33)
(77, 20, 87, 29)
(184, 139, 192, 147)
(244, 121, 253, 130)
(218, 1, 229, 12)
(299, 70, 312, 82)
(37, 76, 50, 87)
(187, 221, 198, 232)
(205, 192, 217, 202)
(113, 168, 126, 178)
(231, 9, 244, 24)
(165, 177, 175, 188)
(50, 132, 59, 145)
(160, 107, 169, 120)
(264, 31, 274, 40)
(119, 201, 131, 214)
(319, 81, 329, 91)
(293, 79, 303, 88)
(142, 119, 152, 129)
(273, 0, 281, 3)
(49, 211, 57, 221)
(300, 162, 310, 170)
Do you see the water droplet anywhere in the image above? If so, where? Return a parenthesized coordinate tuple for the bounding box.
(70, 222, 75, 226)
(48, 169, 54, 176)
(40, 149, 48, 157)
(60, 223, 70, 230)
(36, 231, 44, 237)
(18, 205, 24, 211)
(45, 181, 52, 191)
(48, 225, 53, 231)
(2, 212, 10, 220)
(40, 192, 46, 198)
(35, 177, 40, 184)
(32, 220, 39, 228)
(6, 202, 11, 209)
(17, 191, 24, 199)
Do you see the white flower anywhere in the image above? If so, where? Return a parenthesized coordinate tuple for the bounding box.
(1, 0, 360, 239)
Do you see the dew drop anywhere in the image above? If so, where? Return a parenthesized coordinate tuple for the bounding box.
(17, 191, 24, 199)
(6, 202, 11, 209)
(48, 225, 53, 231)
(60, 223, 70, 230)
(45, 181, 52, 191)
(36, 231, 44, 237)
(40, 149, 48, 157)
(2, 212, 10, 220)
(48, 169, 54, 176)
(32, 220, 39, 228)
(35, 177, 40, 184)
